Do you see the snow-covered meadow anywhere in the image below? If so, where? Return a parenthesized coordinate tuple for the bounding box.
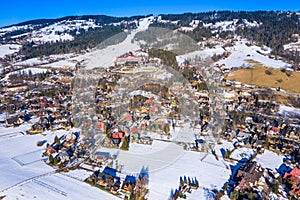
(0, 44, 21, 58)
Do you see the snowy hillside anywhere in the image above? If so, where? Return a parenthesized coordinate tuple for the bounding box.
(85, 16, 154, 69)
(203, 19, 260, 33)
(0, 12, 298, 71)
(0, 16, 141, 45)
(0, 44, 21, 58)
(1, 19, 100, 44)
(28, 19, 102, 43)
(176, 39, 291, 70)
(156, 16, 260, 33)
(216, 40, 291, 69)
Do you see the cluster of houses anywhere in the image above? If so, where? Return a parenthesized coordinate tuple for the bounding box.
(95, 52, 185, 150)
(126, 91, 176, 140)
(44, 131, 88, 167)
(227, 160, 300, 199)
(95, 73, 126, 148)
(98, 49, 299, 161)
(1, 44, 299, 199)
(219, 87, 300, 159)
(171, 59, 300, 199)
(85, 166, 149, 199)
(0, 66, 75, 133)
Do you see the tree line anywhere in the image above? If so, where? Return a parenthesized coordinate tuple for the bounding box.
(20, 25, 124, 59)
(150, 11, 300, 62)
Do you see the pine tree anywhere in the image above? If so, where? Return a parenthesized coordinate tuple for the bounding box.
(272, 182, 279, 194)
(188, 177, 191, 185)
(54, 135, 60, 145)
(248, 192, 257, 200)
(195, 178, 199, 188)
(121, 136, 129, 151)
(180, 176, 184, 187)
(184, 176, 187, 184)
(224, 149, 231, 158)
(53, 157, 58, 165)
(230, 190, 239, 200)
(173, 189, 179, 199)
(49, 154, 54, 164)
(163, 124, 170, 134)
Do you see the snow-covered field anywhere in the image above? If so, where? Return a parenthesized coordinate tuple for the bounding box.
(0, 44, 21, 58)
(0, 126, 120, 200)
(230, 147, 255, 161)
(203, 19, 259, 32)
(15, 57, 50, 66)
(216, 41, 291, 69)
(2, 19, 100, 44)
(0, 128, 203, 199)
(177, 18, 259, 33)
(1, 67, 48, 82)
(148, 152, 231, 199)
(0, 125, 55, 191)
(29, 32, 74, 43)
(41, 60, 77, 68)
(100, 140, 184, 174)
(4, 173, 119, 200)
(0, 25, 32, 37)
(254, 150, 284, 171)
(214, 140, 235, 158)
(96, 134, 232, 199)
(176, 45, 226, 65)
(14, 53, 80, 68)
(278, 105, 300, 118)
(0, 113, 6, 122)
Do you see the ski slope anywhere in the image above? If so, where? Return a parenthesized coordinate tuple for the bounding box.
(85, 17, 154, 69)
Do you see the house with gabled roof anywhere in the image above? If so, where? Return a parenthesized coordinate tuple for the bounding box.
(5, 115, 24, 127)
(235, 161, 264, 191)
(284, 167, 300, 198)
(122, 175, 136, 193)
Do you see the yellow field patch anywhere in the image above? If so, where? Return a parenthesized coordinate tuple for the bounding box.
(226, 59, 300, 93)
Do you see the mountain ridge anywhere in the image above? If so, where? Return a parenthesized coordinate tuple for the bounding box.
(0, 11, 299, 67)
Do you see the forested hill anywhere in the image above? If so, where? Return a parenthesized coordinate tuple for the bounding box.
(0, 11, 299, 61)
(151, 11, 300, 49)
(150, 11, 300, 62)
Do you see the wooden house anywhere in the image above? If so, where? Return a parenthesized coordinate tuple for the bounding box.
(5, 116, 24, 127)
(235, 161, 264, 191)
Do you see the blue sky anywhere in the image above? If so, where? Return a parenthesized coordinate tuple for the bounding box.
(1, 0, 299, 27)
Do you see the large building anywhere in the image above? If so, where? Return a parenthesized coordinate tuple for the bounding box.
(115, 52, 146, 66)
